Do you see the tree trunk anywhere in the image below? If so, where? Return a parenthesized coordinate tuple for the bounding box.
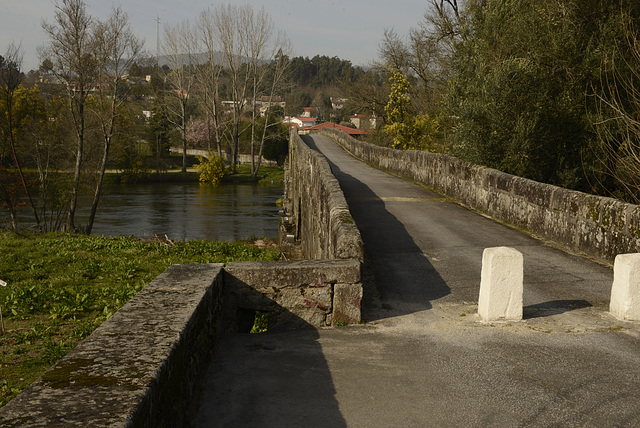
(86, 131, 111, 235)
(182, 100, 188, 173)
(6, 88, 41, 231)
(66, 98, 85, 233)
(0, 185, 17, 230)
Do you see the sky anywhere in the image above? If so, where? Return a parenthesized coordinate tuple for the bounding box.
(0, 0, 430, 72)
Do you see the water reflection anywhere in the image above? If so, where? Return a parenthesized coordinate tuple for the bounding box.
(7, 183, 283, 242)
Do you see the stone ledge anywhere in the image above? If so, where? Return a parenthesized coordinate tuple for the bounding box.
(225, 260, 362, 329)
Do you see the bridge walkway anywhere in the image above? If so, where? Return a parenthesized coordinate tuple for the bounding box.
(195, 134, 640, 427)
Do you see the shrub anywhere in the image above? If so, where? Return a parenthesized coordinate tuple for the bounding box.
(194, 154, 227, 185)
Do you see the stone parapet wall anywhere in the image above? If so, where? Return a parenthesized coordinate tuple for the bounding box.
(226, 260, 362, 329)
(321, 127, 640, 264)
(0, 263, 226, 428)
(0, 260, 361, 426)
(282, 130, 364, 261)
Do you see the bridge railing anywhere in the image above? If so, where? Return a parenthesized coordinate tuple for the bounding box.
(320, 127, 640, 265)
(281, 129, 364, 262)
(169, 147, 279, 168)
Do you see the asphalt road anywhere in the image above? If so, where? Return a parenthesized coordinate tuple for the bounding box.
(195, 135, 640, 427)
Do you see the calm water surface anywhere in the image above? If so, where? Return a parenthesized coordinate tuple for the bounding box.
(7, 183, 283, 242)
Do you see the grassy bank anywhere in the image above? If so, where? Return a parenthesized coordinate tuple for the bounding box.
(0, 231, 279, 407)
(223, 165, 285, 185)
(105, 164, 284, 186)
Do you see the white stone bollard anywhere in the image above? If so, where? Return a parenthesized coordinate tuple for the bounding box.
(610, 253, 640, 321)
(478, 247, 524, 322)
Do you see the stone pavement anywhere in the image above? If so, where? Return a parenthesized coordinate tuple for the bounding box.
(195, 135, 640, 427)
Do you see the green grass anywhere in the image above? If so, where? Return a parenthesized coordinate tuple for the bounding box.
(0, 231, 279, 407)
(223, 165, 284, 185)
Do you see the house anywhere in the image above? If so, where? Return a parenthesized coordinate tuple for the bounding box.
(282, 115, 319, 134)
(222, 100, 246, 112)
(246, 96, 286, 109)
(301, 107, 316, 118)
(331, 97, 347, 110)
(245, 96, 286, 116)
(349, 114, 381, 130)
(289, 116, 317, 128)
(171, 89, 189, 100)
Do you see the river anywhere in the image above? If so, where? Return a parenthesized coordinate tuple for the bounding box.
(4, 182, 284, 242)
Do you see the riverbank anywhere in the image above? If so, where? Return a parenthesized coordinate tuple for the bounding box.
(0, 232, 279, 408)
(104, 164, 284, 185)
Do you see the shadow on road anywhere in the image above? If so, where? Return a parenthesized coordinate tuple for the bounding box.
(523, 300, 592, 319)
(303, 135, 450, 322)
(195, 285, 346, 427)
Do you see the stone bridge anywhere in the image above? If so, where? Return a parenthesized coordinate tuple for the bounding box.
(169, 147, 279, 168)
(3, 129, 640, 426)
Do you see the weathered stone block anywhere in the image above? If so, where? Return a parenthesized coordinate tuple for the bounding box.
(333, 283, 363, 325)
(225, 260, 361, 289)
(610, 253, 640, 321)
(224, 260, 361, 329)
(478, 247, 523, 322)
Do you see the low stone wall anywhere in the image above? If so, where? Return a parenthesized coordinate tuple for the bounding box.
(0, 260, 362, 427)
(321, 127, 640, 264)
(0, 263, 226, 428)
(281, 130, 364, 261)
(226, 260, 362, 329)
(170, 147, 279, 167)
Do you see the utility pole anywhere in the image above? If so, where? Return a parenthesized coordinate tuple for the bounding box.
(156, 15, 160, 70)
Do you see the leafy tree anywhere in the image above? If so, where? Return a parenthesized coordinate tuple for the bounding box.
(383, 68, 440, 151)
(445, 0, 635, 190)
(258, 118, 289, 166)
(0, 44, 42, 230)
(383, 68, 414, 149)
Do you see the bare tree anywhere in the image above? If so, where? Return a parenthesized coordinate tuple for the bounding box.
(194, 9, 226, 157)
(252, 37, 293, 178)
(245, 7, 275, 176)
(85, 6, 144, 234)
(41, 0, 97, 232)
(212, 4, 250, 173)
(377, 0, 466, 113)
(27, 92, 71, 232)
(212, 4, 284, 174)
(593, 13, 640, 201)
(162, 20, 195, 173)
(427, 0, 467, 50)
